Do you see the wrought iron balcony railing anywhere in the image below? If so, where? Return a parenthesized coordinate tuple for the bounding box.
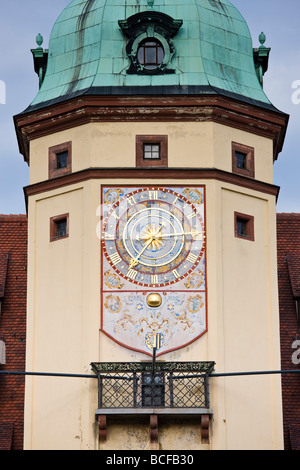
(91, 361, 215, 412)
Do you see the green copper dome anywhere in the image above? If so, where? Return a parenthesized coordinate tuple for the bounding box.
(28, 0, 274, 111)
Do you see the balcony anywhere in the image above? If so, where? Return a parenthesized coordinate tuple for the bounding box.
(91, 361, 215, 446)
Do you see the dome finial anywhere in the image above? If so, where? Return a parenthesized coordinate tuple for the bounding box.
(147, 0, 155, 9)
(36, 33, 44, 49)
(31, 33, 48, 89)
(259, 32, 266, 47)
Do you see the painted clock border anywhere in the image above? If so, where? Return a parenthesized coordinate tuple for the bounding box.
(100, 185, 207, 357)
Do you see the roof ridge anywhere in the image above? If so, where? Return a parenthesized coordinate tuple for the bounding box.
(0, 214, 27, 220)
(277, 213, 300, 217)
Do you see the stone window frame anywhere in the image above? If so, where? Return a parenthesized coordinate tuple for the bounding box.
(49, 141, 72, 179)
(234, 212, 255, 242)
(136, 135, 168, 168)
(118, 11, 182, 76)
(50, 213, 69, 242)
(232, 142, 255, 179)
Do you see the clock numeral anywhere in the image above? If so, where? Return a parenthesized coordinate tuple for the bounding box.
(191, 229, 203, 241)
(127, 269, 138, 281)
(149, 190, 158, 200)
(187, 253, 198, 264)
(111, 211, 120, 220)
(173, 269, 180, 279)
(151, 275, 158, 285)
(187, 212, 196, 220)
(104, 233, 115, 240)
(127, 196, 136, 206)
(173, 196, 179, 204)
(110, 252, 122, 266)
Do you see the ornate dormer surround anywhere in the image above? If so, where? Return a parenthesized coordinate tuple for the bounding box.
(118, 11, 183, 75)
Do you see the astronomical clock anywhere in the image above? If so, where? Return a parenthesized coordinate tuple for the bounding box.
(101, 186, 207, 356)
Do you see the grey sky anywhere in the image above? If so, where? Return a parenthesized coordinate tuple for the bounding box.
(0, 0, 299, 215)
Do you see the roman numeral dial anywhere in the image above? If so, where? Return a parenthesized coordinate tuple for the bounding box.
(102, 187, 205, 287)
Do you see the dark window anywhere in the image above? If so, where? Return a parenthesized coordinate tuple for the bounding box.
(56, 151, 68, 169)
(55, 219, 67, 238)
(143, 144, 160, 160)
(235, 151, 247, 170)
(234, 212, 254, 242)
(142, 373, 165, 407)
(236, 218, 248, 237)
(137, 39, 164, 70)
(50, 214, 69, 242)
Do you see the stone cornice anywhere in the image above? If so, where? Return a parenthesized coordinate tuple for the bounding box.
(24, 167, 280, 212)
(14, 94, 289, 164)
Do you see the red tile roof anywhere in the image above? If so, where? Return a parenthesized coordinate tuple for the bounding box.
(287, 255, 300, 298)
(0, 214, 27, 450)
(0, 253, 8, 298)
(289, 424, 300, 451)
(277, 213, 300, 450)
(0, 422, 14, 450)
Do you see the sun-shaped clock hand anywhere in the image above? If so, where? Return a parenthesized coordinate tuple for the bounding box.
(129, 223, 164, 269)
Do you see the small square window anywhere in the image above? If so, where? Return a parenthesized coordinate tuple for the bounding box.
(143, 144, 160, 160)
(234, 212, 254, 242)
(49, 142, 72, 179)
(136, 135, 168, 167)
(50, 214, 69, 242)
(232, 142, 254, 178)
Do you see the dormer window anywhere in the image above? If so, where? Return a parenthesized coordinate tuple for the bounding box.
(119, 11, 182, 75)
(137, 39, 165, 70)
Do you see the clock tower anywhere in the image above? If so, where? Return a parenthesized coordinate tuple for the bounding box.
(15, 0, 288, 450)
(101, 185, 206, 357)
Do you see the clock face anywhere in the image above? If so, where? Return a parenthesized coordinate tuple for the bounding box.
(102, 187, 205, 287)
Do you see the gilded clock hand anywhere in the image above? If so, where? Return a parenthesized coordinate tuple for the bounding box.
(159, 229, 202, 240)
(129, 223, 164, 269)
(129, 242, 151, 269)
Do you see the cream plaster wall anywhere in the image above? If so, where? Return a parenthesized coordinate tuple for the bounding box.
(29, 121, 273, 185)
(25, 184, 100, 450)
